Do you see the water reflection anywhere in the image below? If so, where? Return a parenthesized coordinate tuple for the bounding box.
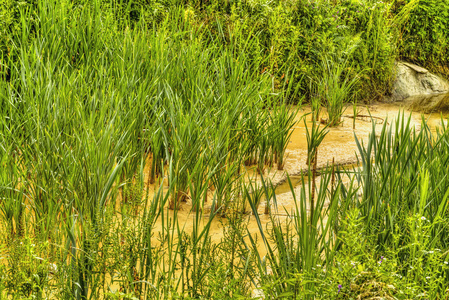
(404, 92, 449, 114)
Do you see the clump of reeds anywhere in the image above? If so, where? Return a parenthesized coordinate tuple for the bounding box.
(315, 53, 362, 127)
(0, 1, 301, 297)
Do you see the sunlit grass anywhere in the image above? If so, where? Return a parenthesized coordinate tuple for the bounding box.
(0, 0, 448, 299)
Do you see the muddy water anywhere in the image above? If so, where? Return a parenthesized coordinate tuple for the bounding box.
(42, 98, 449, 294)
(144, 98, 449, 258)
(2, 98, 447, 297)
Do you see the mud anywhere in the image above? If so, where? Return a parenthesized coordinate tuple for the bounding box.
(145, 99, 449, 256)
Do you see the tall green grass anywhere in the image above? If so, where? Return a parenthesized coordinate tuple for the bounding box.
(246, 113, 449, 299)
(315, 55, 362, 127)
(1, 0, 449, 299)
(0, 0, 298, 298)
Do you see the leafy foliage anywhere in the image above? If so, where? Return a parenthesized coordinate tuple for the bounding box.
(398, 0, 449, 77)
(1, 0, 449, 299)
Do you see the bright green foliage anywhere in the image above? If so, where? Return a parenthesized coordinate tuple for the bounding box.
(398, 0, 449, 77)
(0, 0, 449, 299)
(315, 53, 362, 126)
(1, 0, 442, 102)
(0, 0, 296, 298)
(248, 114, 449, 299)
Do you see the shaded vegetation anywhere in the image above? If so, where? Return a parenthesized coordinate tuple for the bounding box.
(397, 0, 449, 77)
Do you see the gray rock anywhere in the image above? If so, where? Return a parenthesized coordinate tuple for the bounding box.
(401, 62, 429, 74)
(390, 62, 449, 101)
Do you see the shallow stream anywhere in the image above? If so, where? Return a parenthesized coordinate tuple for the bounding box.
(144, 94, 449, 255)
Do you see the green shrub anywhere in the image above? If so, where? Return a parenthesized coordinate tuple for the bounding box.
(398, 0, 449, 77)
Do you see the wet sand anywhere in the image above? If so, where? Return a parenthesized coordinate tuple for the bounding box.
(144, 99, 449, 257)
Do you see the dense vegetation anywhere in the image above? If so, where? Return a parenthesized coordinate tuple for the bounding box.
(397, 0, 449, 75)
(2, 0, 449, 100)
(0, 0, 448, 299)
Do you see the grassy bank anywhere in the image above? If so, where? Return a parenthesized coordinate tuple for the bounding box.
(4, 0, 449, 103)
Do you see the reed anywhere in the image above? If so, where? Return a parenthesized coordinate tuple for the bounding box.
(1, 0, 448, 298)
(315, 55, 361, 127)
(304, 117, 329, 166)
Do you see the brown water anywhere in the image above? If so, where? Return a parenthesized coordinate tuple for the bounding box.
(142, 98, 449, 259)
(4, 99, 447, 296)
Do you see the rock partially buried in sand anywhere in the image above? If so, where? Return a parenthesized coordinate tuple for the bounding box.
(390, 62, 449, 101)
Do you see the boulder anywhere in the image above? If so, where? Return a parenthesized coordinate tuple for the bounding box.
(390, 62, 449, 101)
